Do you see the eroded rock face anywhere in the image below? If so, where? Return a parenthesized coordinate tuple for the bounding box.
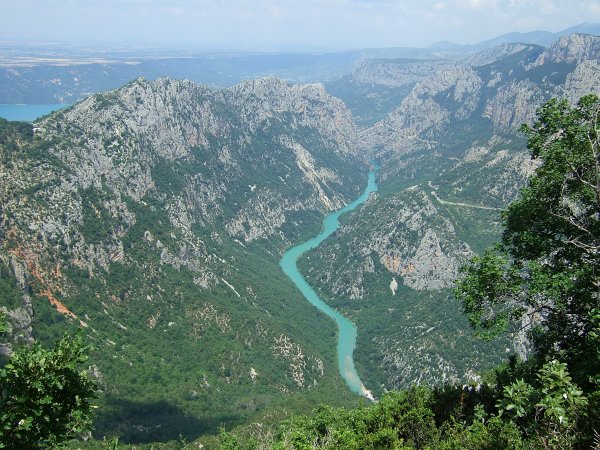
(564, 60, 600, 102)
(360, 66, 483, 159)
(2, 77, 365, 287)
(533, 33, 600, 65)
(362, 34, 600, 172)
(483, 80, 544, 128)
(303, 187, 472, 301)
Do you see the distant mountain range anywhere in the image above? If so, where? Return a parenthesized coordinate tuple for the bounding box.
(430, 22, 600, 51)
(1, 23, 599, 105)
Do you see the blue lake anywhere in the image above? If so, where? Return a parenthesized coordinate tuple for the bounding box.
(279, 169, 378, 400)
(0, 104, 69, 122)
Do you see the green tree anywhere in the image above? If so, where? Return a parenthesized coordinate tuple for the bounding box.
(455, 95, 600, 387)
(497, 360, 587, 448)
(0, 330, 97, 449)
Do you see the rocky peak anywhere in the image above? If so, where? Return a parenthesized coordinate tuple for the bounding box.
(537, 33, 600, 65)
(227, 77, 357, 154)
(463, 43, 540, 67)
(2, 74, 367, 293)
(351, 58, 451, 88)
(32, 76, 361, 204)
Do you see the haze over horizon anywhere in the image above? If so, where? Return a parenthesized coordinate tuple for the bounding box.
(2, 0, 600, 52)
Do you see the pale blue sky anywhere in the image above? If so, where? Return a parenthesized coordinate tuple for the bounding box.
(2, 0, 599, 50)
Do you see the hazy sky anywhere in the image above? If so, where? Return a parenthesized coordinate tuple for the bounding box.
(2, 0, 600, 50)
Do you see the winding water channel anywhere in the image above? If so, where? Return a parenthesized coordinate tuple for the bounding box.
(279, 169, 378, 400)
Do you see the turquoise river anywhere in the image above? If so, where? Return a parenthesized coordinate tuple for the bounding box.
(279, 169, 377, 401)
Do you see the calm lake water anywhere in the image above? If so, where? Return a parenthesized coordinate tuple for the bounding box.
(0, 104, 69, 122)
(279, 169, 378, 400)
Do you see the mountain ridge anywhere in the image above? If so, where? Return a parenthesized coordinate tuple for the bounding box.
(3, 25, 600, 105)
(0, 75, 369, 442)
(428, 22, 600, 50)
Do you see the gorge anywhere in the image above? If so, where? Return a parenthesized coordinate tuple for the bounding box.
(1, 31, 600, 446)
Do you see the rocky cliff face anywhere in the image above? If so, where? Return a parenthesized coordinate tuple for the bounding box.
(351, 58, 451, 88)
(360, 64, 484, 160)
(11, 77, 363, 282)
(536, 33, 600, 64)
(303, 187, 472, 299)
(362, 35, 600, 168)
(0, 77, 367, 440)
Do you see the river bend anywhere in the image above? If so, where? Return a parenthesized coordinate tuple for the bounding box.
(279, 169, 377, 400)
